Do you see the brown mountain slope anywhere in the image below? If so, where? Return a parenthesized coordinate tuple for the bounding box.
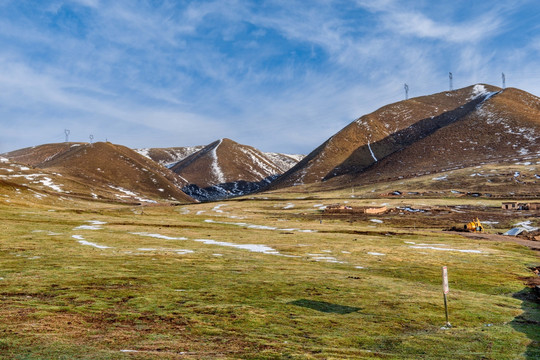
(38, 142, 194, 203)
(272, 84, 500, 188)
(0, 155, 125, 206)
(335, 86, 540, 185)
(4, 142, 194, 203)
(0, 155, 77, 206)
(170, 138, 285, 187)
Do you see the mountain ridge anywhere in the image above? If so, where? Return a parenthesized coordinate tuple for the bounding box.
(2, 142, 195, 203)
(270, 84, 528, 189)
(170, 138, 303, 200)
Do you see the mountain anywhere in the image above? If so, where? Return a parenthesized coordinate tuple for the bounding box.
(341, 86, 540, 184)
(2, 142, 194, 204)
(169, 138, 303, 201)
(137, 144, 303, 173)
(2, 139, 305, 204)
(272, 84, 540, 189)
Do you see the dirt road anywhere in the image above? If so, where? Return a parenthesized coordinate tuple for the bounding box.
(445, 231, 540, 255)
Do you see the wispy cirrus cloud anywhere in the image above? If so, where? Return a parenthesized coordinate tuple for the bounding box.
(380, 11, 503, 43)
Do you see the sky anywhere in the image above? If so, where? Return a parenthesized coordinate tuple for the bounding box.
(1, 0, 540, 154)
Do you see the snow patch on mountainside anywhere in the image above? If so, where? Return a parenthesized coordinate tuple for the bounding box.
(469, 84, 498, 101)
(108, 185, 157, 204)
(263, 152, 305, 172)
(39, 177, 64, 192)
(135, 146, 204, 168)
(239, 147, 280, 178)
(210, 139, 226, 184)
(477, 103, 539, 146)
(135, 148, 150, 158)
(166, 147, 202, 165)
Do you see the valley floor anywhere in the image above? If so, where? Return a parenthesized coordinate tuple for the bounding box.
(0, 192, 538, 359)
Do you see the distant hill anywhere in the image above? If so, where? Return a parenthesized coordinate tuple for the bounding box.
(2, 139, 304, 203)
(2, 142, 194, 204)
(7, 83, 537, 202)
(272, 84, 540, 190)
(169, 138, 303, 200)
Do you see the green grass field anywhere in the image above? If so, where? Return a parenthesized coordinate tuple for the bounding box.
(0, 193, 538, 359)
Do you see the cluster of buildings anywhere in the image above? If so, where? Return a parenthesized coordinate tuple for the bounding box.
(501, 202, 540, 210)
(324, 204, 388, 214)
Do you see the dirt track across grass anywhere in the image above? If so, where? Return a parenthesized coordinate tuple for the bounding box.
(445, 231, 540, 254)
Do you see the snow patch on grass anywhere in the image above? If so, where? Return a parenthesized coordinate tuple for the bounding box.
(131, 232, 187, 240)
(72, 235, 111, 249)
(432, 175, 447, 181)
(212, 204, 227, 213)
(194, 238, 280, 254)
(308, 255, 345, 264)
(74, 225, 102, 230)
(137, 248, 194, 255)
(74, 220, 107, 230)
(409, 244, 483, 253)
(204, 219, 316, 233)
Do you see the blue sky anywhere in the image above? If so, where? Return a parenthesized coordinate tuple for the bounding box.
(1, 0, 540, 154)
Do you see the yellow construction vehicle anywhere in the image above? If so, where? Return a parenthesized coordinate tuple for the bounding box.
(464, 218, 484, 232)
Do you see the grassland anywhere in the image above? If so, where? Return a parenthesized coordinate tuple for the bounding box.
(0, 190, 538, 359)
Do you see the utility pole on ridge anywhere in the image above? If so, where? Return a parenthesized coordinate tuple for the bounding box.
(64, 129, 70, 143)
(449, 72, 453, 91)
(404, 83, 409, 100)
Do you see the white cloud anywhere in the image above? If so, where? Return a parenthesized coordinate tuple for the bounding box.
(0, 1, 539, 155)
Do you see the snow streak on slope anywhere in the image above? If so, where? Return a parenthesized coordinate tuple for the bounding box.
(367, 141, 377, 162)
(211, 139, 226, 184)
